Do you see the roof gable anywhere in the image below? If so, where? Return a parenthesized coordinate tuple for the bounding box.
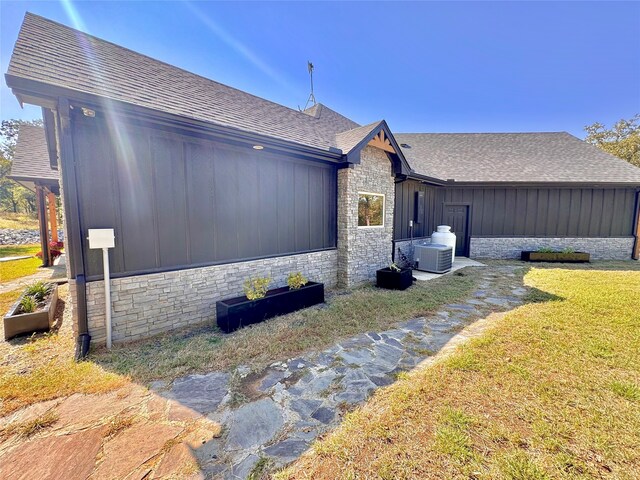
(335, 121, 412, 177)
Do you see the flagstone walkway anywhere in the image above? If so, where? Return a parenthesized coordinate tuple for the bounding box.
(0, 264, 529, 479)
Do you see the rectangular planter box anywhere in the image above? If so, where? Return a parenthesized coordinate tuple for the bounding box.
(216, 282, 324, 333)
(520, 251, 590, 263)
(376, 267, 413, 290)
(3, 284, 58, 341)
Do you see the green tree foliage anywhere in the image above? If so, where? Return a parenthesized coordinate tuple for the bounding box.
(0, 119, 42, 214)
(584, 114, 640, 168)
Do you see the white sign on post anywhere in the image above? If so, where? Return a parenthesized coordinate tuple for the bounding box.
(88, 228, 115, 349)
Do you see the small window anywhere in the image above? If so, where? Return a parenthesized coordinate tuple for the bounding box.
(358, 192, 385, 227)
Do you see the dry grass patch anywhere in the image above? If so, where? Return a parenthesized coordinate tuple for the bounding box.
(93, 272, 479, 384)
(0, 289, 22, 315)
(0, 410, 59, 439)
(0, 212, 39, 230)
(0, 284, 127, 416)
(278, 267, 640, 479)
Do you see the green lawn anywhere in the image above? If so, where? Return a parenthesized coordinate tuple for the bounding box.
(280, 267, 640, 479)
(0, 245, 42, 284)
(0, 244, 41, 259)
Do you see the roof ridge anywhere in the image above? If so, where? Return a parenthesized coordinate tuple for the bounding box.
(396, 131, 570, 135)
(336, 120, 383, 135)
(19, 12, 347, 126)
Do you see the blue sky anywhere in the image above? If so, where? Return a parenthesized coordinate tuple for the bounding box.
(1, 1, 639, 138)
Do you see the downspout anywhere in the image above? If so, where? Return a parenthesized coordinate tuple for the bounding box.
(633, 189, 640, 261)
(54, 99, 91, 358)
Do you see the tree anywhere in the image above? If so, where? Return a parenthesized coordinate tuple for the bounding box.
(584, 114, 640, 168)
(0, 119, 42, 214)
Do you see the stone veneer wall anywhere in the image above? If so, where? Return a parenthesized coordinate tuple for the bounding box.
(85, 250, 337, 345)
(337, 146, 396, 287)
(470, 237, 636, 260)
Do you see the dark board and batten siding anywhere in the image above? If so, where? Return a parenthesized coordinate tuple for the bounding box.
(393, 181, 440, 240)
(72, 112, 337, 280)
(395, 179, 638, 240)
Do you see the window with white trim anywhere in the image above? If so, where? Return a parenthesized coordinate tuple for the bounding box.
(358, 192, 385, 227)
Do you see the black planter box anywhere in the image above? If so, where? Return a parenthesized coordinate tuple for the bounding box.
(216, 282, 324, 333)
(520, 251, 590, 263)
(376, 267, 413, 290)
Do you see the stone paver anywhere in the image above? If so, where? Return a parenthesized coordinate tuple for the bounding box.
(167, 372, 230, 413)
(91, 422, 183, 479)
(226, 398, 284, 450)
(0, 426, 105, 480)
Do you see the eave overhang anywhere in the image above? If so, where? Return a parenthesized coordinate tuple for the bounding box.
(5, 74, 346, 166)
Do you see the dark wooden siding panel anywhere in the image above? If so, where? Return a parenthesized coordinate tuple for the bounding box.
(115, 132, 158, 272)
(236, 153, 260, 259)
(277, 162, 296, 253)
(395, 182, 638, 241)
(308, 166, 324, 250)
(151, 136, 189, 267)
(545, 189, 560, 235)
(393, 180, 441, 239)
(610, 189, 626, 235)
(294, 164, 310, 251)
(257, 157, 279, 256)
(622, 189, 637, 233)
(73, 119, 121, 278)
(588, 189, 604, 236)
(185, 142, 216, 264)
(213, 147, 240, 261)
(71, 114, 337, 279)
(504, 189, 517, 236)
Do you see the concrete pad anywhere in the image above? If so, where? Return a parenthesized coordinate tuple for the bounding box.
(0, 256, 30, 262)
(413, 257, 485, 282)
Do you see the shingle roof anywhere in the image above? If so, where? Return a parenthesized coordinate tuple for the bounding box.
(396, 132, 640, 184)
(303, 103, 359, 133)
(9, 124, 58, 182)
(7, 13, 359, 152)
(334, 121, 384, 153)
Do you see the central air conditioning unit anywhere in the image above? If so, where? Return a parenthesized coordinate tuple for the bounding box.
(414, 243, 453, 273)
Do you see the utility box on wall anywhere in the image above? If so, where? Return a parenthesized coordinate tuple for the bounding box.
(414, 191, 425, 224)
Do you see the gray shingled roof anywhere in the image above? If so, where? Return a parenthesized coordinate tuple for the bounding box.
(334, 121, 384, 153)
(7, 13, 359, 152)
(396, 132, 640, 183)
(9, 124, 58, 182)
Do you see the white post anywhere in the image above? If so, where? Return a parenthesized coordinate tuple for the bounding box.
(102, 247, 112, 350)
(88, 229, 115, 350)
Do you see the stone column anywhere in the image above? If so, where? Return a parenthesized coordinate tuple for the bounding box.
(337, 146, 396, 287)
